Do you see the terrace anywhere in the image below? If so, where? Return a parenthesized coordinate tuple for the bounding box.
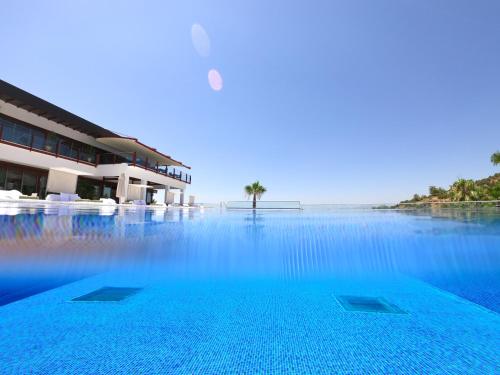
(98, 152, 191, 184)
(0, 114, 191, 184)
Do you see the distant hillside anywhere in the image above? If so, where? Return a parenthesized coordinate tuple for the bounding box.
(400, 173, 500, 206)
(476, 173, 500, 187)
(375, 173, 500, 209)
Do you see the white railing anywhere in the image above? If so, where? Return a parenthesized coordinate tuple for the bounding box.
(397, 200, 500, 206)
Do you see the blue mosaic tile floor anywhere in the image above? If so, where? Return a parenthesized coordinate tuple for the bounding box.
(0, 273, 498, 374)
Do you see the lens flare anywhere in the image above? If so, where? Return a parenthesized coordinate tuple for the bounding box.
(191, 24, 211, 57)
(208, 69, 223, 91)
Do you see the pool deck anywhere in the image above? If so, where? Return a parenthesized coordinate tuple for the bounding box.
(0, 273, 498, 374)
(0, 199, 202, 211)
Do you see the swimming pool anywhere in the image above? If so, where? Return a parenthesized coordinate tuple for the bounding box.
(0, 205, 499, 374)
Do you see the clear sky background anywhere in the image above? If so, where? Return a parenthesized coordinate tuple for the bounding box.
(1, 1, 499, 204)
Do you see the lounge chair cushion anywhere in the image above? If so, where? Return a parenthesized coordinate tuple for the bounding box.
(0, 190, 23, 200)
(100, 198, 117, 205)
(45, 194, 60, 201)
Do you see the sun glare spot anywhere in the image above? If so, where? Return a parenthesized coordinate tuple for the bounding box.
(191, 24, 211, 57)
(208, 69, 223, 91)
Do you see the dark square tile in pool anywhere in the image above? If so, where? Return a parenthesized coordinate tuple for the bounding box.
(72, 287, 142, 302)
(336, 295, 406, 314)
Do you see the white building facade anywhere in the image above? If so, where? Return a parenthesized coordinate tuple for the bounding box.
(0, 80, 191, 204)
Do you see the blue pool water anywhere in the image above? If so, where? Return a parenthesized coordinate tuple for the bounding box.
(0, 204, 499, 374)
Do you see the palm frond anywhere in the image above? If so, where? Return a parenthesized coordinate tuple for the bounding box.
(244, 185, 253, 198)
(244, 181, 267, 200)
(491, 151, 500, 166)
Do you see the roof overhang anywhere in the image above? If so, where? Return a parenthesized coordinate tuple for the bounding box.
(96, 137, 190, 169)
(0, 79, 118, 138)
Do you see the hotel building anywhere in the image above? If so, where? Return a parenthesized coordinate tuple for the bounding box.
(0, 80, 191, 204)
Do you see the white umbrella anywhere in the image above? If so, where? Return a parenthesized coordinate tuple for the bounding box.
(116, 173, 127, 200)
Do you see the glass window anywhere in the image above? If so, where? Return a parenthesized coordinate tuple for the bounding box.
(59, 139, 72, 157)
(80, 145, 96, 164)
(15, 124, 32, 146)
(123, 153, 134, 163)
(0, 118, 33, 146)
(146, 189, 154, 204)
(1, 121, 17, 143)
(0, 118, 7, 140)
(76, 177, 101, 200)
(21, 172, 37, 196)
(135, 155, 146, 167)
(147, 159, 157, 169)
(0, 166, 6, 189)
(102, 186, 112, 198)
(31, 129, 46, 151)
(2, 122, 32, 146)
(45, 134, 59, 153)
(99, 153, 114, 164)
(114, 153, 129, 164)
(70, 143, 79, 160)
(39, 175, 47, 198)
(5, 169, 22, 191)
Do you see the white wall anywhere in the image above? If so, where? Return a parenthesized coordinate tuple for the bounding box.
(0, 142, 97, 174)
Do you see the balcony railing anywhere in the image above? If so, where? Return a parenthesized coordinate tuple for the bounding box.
(0, 124, 97, 166)
(0, 129, 192, 184)
(98, 152, 191, 184)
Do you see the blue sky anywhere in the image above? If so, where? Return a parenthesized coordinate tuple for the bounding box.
(1, 1, 499, 203)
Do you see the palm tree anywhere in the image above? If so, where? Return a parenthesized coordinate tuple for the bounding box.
(449, 179, 479, 201)
(244, 181, 267, 209)
(491, 151, 500, 166)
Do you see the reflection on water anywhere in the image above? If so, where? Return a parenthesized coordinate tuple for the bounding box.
(0, 204, 194, 240)
(0, 204, 499, 312)
(397, 207, 500, 226)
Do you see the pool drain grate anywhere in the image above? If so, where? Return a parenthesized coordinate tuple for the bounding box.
(336, 295, 406, 314)
(72, 287, 142, 302)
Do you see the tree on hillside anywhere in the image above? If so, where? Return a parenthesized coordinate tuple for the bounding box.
(429, 186, 448, 199)
(244, 181, 267, 209)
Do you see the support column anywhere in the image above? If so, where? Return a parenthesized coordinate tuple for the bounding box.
(118, 174, 129, 204)
(179, 189, 185, 206)
(164, 185, 170, 205)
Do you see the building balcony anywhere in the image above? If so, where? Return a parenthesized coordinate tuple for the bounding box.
(98, 152, 191, 184)
(0, 113, 100, 166)
(0, 131, 191, 184)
